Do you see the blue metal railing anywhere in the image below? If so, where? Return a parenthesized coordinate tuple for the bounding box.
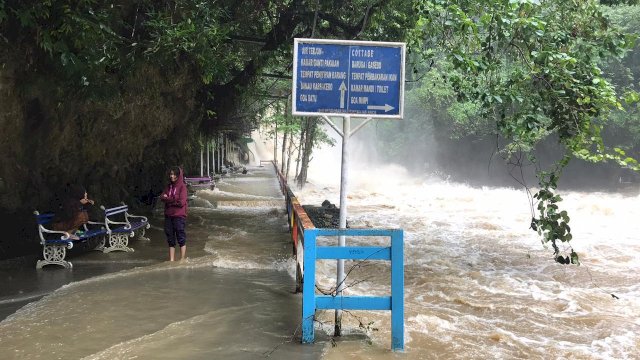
(272, 161, 405, 352)
(302, 228, 404, 351)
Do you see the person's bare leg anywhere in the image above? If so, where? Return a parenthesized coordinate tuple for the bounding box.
(180, 245, 186, 260)
(169, 246, 175, 261)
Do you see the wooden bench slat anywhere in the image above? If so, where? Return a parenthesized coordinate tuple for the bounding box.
(36, 213, 55, 225)
(105, 205, 128, 216)
(108, 205, 128, 211)
(44, 239, 73, 245)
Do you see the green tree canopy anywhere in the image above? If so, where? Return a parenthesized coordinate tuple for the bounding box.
(406, 0, 638, 263)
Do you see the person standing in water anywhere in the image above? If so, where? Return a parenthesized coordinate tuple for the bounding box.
(160, 166, 188, 261)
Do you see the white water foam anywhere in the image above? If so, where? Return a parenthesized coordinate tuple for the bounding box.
(293, 151, 640, 358)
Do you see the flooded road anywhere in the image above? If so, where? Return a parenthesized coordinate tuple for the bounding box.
(0, 166, 324, 359)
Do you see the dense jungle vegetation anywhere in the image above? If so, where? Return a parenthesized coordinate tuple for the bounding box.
(0, 0, 638, 261)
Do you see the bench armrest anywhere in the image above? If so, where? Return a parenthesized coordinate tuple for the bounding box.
(83, 221, 106, 231)
(38, 226, 73, 244)
(105, 218, 128, 228)
(125, 213, 148, 223)
(104, 217, 133, 232)
(106, 219, 128, 225)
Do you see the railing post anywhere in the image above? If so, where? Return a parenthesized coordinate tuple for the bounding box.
(302, 228, 317, 343)
(295, 224, 304, 293)
(390, 229, 404, 351)
(276, 161, 405, 351)
(292, 216, 298, 250)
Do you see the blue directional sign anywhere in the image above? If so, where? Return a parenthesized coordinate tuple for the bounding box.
(292, 38, 405, 119)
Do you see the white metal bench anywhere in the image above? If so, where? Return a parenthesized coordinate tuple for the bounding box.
(98, 203, 150, 253)
(34, 211, 107, 269)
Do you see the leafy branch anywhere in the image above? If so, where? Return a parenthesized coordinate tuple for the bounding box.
(410, 0, 637, 263)
(530, 155, 579, 264)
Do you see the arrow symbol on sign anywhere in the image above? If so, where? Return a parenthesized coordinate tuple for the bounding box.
(339, 81, 347, 109)
(367, 104, 395, 112)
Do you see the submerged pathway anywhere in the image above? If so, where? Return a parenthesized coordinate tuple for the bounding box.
(0, 165, 324, 359)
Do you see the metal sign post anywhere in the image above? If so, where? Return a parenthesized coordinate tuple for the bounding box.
(336, 115, 349, 335)
(292, 38, 405, 336)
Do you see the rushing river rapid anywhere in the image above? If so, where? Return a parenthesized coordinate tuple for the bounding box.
(0, 157, 638, 359)
(298, 157, 640, 359)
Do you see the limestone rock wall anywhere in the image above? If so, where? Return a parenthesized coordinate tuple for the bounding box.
(0, 51, 204, 258)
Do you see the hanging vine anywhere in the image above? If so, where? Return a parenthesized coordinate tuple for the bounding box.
(530, 155, 579, 264)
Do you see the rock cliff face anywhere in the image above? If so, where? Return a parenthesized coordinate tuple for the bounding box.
(0, 50, 205, 259)
(0, 0, 322, 259)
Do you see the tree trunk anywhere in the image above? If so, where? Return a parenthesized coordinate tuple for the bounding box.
(274, 120, 278, 166)
(285, 125, 295, 180)
(294, 125, 306, 180)
(281, 116, 288, 175)
(297, 117, 317, 189)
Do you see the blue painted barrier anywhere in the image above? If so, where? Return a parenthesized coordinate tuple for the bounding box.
(273, 161, 405, 351)
(301, 228, 404, 351)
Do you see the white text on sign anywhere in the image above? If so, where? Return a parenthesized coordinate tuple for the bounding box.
(350, 84, 389, 93)
(300, 82, 333, 91)
(301, 59, 340, 67)
(351, 61, 382, 69)
(351, 49, 374, 57)
(301, 47, 324, 55)
(300, 94, 317, 102)
(351, 72, 398, 81)
(300, 71, 347, 79)
(351, 97, 368, 104)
